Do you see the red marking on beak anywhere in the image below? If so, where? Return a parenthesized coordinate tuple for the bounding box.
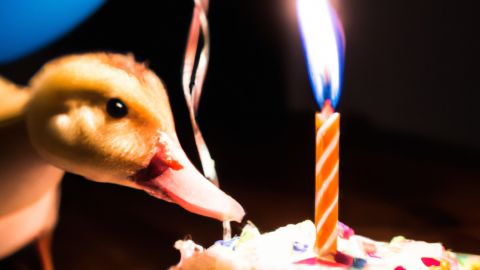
(132, 132, 245, 222)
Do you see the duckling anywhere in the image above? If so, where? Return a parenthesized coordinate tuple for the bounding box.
(0, 53, 245, 269)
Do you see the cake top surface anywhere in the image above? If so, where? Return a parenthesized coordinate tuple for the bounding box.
(171, 220, 480, 270)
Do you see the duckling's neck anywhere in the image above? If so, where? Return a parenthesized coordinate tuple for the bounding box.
(0, 120, 64, 216)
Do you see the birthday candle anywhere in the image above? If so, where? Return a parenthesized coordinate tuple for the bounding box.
(296, 0, 345, 258)
(314, 101, 339, 257)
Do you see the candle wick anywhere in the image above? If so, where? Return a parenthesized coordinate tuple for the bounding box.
(322, 72, 332, 105)
(321, 100, 334, 118)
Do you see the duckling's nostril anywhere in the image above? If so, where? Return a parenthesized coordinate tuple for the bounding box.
(106, 98, 128, 118)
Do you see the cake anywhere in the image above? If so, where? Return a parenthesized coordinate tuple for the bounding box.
(170, 221, 480, 270)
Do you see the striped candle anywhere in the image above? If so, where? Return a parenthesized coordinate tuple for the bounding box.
(314, 101, 339, 258)
(296, 0, 344, 258)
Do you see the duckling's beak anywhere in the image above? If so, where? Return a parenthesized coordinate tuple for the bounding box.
(132, 132, 245, 223)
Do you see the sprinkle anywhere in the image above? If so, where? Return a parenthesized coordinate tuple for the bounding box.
(338, 222, 355, 239)
(457, 254, 468, 265)
(215, 236, 240, 250)
(440, 260, 451, 270)
(390, 236, 406, 245)
(238, 224, 260, 245)
(295, 257, 320, 265)
(363, 242, 378, 257)
(295, 257, 347, 267)
(293, 241, 309, 253)
(352, 258, 367, 269)
(334, 251, 354, 266)
(367, 252, 381, 259)
(394, 266, 406, 270)
(421, 257, 441, 267)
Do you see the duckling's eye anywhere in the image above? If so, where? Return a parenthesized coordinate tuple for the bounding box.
(106, 98, 128, 118)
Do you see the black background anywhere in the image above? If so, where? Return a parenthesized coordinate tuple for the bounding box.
(1, 0, 478, 269)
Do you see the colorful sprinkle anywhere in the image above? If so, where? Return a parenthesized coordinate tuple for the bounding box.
(390, 236, 406, 244)
(293, 241, 309, 253)
(334, 251, 354, 266)
(422, 257, 441, 267)
(238, 224, 260, 244)
(352, 258, 367, 269)
(295, 257, 319, 266)
(394, 266, 406, 270)
(338, 222, 355, 239)
(367, 251, 381, 259)
(215, 236, 239, 250)
(295, 257, 348, 267)
(440, 260, 451, 270)
(363, 242, 378, 257)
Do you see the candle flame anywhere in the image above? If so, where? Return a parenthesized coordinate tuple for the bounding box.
(297, 0, 344, 109)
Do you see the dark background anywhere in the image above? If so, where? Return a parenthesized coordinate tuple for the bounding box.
(1, 0, 478, 269)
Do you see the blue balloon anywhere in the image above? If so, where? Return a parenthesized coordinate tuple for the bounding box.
(0, 0, 105, 64)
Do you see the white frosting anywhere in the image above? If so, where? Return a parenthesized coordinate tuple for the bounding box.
(171, 221, 476, 270)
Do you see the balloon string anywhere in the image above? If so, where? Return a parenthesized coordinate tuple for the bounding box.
(182, 0, 218, 187)
(183, 0, 232, 240)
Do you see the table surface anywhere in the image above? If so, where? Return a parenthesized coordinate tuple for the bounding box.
(1, 115, 479, 269)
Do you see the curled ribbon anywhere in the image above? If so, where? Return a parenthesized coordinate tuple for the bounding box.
(182, 0, 218, 186)
(183, 0, 232, 239)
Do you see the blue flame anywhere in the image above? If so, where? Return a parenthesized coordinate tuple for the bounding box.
(332, 6, 345, 108)
(297, 0, 345, 110)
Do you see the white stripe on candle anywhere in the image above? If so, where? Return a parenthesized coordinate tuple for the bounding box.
(316, 113, 339, 145)
(315, 161, 339, 207)
(317, 222, 338, 255)
(315, 131, 339, 176)
(316, 190, 339, 233)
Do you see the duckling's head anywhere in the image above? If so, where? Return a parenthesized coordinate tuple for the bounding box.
(25, 53, 244, 222)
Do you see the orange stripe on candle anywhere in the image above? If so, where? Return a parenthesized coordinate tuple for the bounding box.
(314, 111, 339, 259)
